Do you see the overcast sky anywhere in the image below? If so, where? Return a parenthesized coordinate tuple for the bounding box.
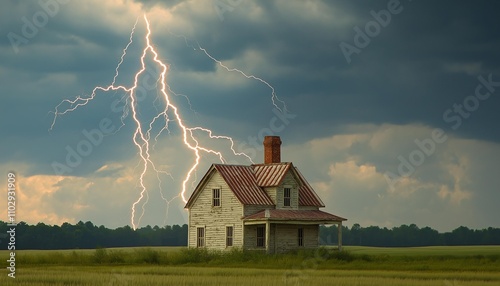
(1, 0, 499, 231)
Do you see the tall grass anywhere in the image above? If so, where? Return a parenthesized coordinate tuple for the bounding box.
(3, 247, 500, 286)
(15, 247, 347, 266)
(12, 246, 500, 272)
(2, 265, 500, 286)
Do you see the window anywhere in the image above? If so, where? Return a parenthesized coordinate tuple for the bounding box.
(298, 227, 304, 247)
(284, 188, 291, 207)
(197, 227, 205, 247)
(226, 226, 233, 247)
(256, 226, 265, 247)
(212, 188, 221, 207)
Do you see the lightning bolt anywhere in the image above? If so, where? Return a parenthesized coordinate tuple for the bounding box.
(195, 43, 287, 113)
(167, 30, 287, 112)
(50, 15, 285, 230)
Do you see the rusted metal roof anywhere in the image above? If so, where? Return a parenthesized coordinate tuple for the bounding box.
(185, 162, 327, 208)
(253, 163, 291, 187)
(243, 209, 346, 221)
(294, 167, 325, 207)
(214, 164, 274, 205)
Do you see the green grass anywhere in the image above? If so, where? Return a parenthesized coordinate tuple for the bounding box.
(345, 245, 500, 256)
(1, 246, 499, 285)
(1, 265, 500, 286)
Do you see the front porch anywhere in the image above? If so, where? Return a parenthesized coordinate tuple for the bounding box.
(243, 209, 346, 254)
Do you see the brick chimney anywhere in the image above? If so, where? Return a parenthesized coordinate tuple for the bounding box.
(263, 136, 282, 164)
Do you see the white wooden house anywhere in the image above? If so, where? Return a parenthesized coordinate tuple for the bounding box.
(184, 136, 346, 253)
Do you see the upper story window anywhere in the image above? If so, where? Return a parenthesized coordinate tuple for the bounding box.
(212, 188, 221, 207)
(283, 187, 291, 207)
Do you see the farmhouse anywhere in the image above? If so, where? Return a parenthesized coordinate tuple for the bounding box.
(185, 136, 346, 253)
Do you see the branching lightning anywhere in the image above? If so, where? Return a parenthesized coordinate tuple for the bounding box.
(50, 15, 285, 230)
(195, 43, 287, 113)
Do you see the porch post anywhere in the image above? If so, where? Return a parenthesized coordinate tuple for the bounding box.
(265, 221, 270, 254)
(338, 222, 343, 252)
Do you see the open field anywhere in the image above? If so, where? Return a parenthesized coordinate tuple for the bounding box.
(1, 246, 499, 285)
(8, 245, 499, 256)
(347, 245, 500, 256)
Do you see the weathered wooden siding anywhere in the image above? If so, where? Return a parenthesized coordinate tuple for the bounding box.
(274, 224, 319, 253)
(188, 171, 244, 250)
(276, 171, 299, 209)
(244, 205, 271, 217)
(244, 223, 318, 253)
(243, 225, 256, 249)
(243, 224, 275, 251)
(270, 224, 276, 252)
(264, 187, 277, 204)
(302, 224, 319, 248)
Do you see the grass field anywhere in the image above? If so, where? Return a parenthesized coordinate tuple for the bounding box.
(347, 245, 500, 256)
(1, 246, 499, 285)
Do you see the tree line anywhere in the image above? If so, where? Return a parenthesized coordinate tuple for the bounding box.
(321, 223, 500, 246)
(0, 221, 187, 250)
(0, 221, 498, 249)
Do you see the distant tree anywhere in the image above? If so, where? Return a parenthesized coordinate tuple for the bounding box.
(320, 224, 500, 247)
(351, 223, 362, 245)
(0, 220, 498, 249)
(419, 226, 442, 246)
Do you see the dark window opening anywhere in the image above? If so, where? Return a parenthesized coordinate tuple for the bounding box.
(212, 189, 221, 207)
(226, 226, 233, 247)
(298, 227, 304, 247)
(284, 188, 291, 207)
(257, 226, 265, 247)
(197, 227, 205, 247)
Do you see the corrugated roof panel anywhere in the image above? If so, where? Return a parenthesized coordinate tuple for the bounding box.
(295, 167, 325, 207)
(244, 209, 347, 221)
(187, 162, 327, 209)
(253, 163, 291, 187)
(214, 164, 274, 206)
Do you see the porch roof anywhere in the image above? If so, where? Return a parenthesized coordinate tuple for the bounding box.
(243, 209, 346, 223)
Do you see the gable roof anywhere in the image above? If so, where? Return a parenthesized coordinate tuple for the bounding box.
(295, 167, 325, 207)
(184, 162, 325, 208)
(214, 164, 274, 206)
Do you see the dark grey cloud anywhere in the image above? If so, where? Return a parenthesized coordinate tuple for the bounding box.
(2, 0, 500, 230)
(143, 0, 500, 145)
